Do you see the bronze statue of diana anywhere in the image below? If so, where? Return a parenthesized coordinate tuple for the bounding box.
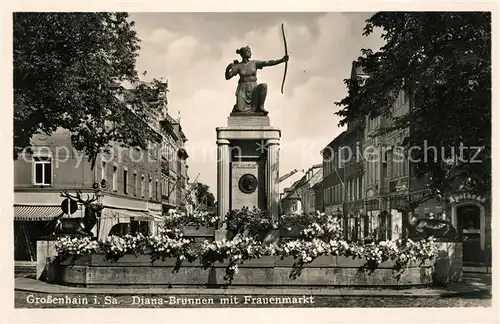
(225, 46, 288, 115)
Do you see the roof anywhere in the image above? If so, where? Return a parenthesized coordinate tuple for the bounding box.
(308, 168, 323, 188)
(283, 191, 300, 199)
(322, 130, 347, 155)
(283, 167, 323, 200)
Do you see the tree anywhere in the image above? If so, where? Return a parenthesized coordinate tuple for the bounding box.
(14, 13, 167, 167)
(335, 12, 491, 197)
(193, 183, 216, 208)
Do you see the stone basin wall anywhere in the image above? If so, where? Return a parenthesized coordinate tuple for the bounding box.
(36, 228, 462, 288)
(55, 254, 434, 288)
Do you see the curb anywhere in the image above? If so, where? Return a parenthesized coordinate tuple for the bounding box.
(14, 286, 491, 298)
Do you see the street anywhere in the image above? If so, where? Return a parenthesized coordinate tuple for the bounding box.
(15, 291, 491, 308)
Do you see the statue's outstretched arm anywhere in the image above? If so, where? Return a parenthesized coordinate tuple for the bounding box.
(257, 55, 289, 69)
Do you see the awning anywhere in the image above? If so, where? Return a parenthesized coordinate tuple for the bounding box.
(101, 208, 156, 223)
(14, 205, 63, 221)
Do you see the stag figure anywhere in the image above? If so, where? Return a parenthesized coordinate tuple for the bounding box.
(60, 190, 104, 236)
(406, 217, 459, 241)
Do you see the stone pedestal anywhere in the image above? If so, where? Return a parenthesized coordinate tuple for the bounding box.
(37, 240, 58, 282)
(434, 242, 463, 284)
(216, 115, 281, 241)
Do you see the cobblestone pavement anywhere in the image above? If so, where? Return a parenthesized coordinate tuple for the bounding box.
(15, 291, 491, 308)
(14, 273, 492, 308)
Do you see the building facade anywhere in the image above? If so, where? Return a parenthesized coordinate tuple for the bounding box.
(350, 60, 491, 267)
(159, 113, 189, 214)
(280, 164, 323, 215)
(14, 80, 191, 263)
(321, 114, 364, 240)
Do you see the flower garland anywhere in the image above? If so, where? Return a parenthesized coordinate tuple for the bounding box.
(55, 209, 439, 283)
(163, 209, 218, 229)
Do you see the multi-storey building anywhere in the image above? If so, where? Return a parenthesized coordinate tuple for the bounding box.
(14, 80, 191, 266)
(14, 127, 164, 262)
(159, 113, 189, 213)
(321, 88, 364, 240)
(312, 179, 324, 213)
(322, 132, 346, 216)
(353, 60, 490, 268)
(280, 164, 323, 215)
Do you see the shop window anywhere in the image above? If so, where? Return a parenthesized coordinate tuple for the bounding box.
(33, 156, 52, 186)
(109, 223, 130, 236)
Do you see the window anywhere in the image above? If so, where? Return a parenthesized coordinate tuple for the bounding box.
(33, 156, 52, 185)
(123, 169, 128, 194)
(112, 165, 118, 191)
(133, 171, 138, 196)
(141, 175, 145, 197)
(353, 178, 358, 201)
(101, 162, 106, 182)
(358, 176, 363, 199)
(363, 215, 370, 238)
(149, 177, 153, 199)
(378, 212, 392, 241)
(383, 152, 389, 178)
(156, 180, 159, 200)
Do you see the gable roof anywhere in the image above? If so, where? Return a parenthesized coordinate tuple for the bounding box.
(283, 166, 323, 200)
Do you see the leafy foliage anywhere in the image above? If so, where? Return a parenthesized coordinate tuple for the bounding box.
(14, 13, 167, 166)
(193, 182, 216, 208)
(335, 12, 491, 196)
(55, 208, 439, 284)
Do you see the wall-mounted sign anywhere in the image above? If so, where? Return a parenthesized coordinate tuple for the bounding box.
(449, 193, 487, 204)
(61, 198, 78, 215)
(389, 179, 408, 193)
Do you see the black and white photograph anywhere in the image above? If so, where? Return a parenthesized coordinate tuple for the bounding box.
(3, 2, 497, 322)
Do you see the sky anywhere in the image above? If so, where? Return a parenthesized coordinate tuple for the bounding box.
(129, 12, 385, 193)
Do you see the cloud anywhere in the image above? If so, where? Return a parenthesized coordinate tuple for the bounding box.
(132, 12, 385, 192)
(147, 28, 178, 46)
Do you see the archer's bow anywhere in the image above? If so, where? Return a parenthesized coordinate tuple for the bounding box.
(280, 23, 288, 94)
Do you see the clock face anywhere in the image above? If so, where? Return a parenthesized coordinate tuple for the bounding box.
(238, 174, 258, 194)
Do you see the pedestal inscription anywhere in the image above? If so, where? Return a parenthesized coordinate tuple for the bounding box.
(231, 162, 260, 210)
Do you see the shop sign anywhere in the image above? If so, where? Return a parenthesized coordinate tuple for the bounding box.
(449, 193, 487, 204)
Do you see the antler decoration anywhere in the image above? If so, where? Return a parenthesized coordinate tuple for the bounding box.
(280, 23, 288, 95)
(60, 189, 98, 206)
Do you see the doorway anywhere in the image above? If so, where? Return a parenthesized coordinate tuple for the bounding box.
(456, 204, 482, 264)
